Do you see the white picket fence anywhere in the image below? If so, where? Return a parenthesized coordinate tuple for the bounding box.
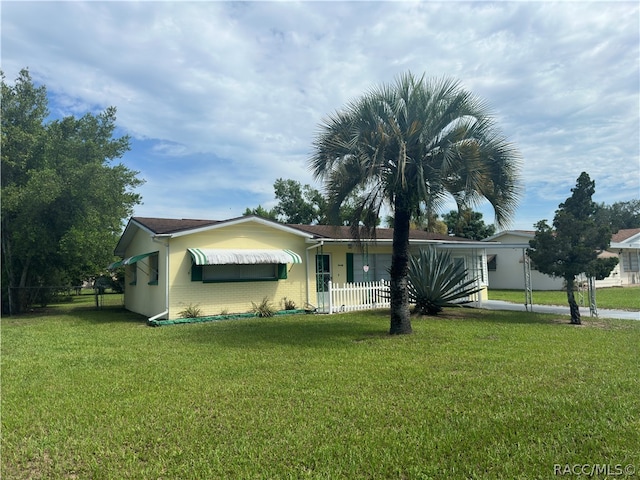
(327, 280, 390, 313)
(324, 278, 482, 314)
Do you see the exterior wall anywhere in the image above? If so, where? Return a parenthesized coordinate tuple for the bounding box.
(487, 232, 640, 290)
(317, 243, 489, 305)
(486, 244, 564, 290)
(167, 223, 310, 318)
(592, 261, 623, 288)
(486, 232, 569, 291)
(609, 249, 640, 286)
(123, 231, 167, 317)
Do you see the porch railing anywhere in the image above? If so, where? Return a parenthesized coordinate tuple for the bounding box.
(325, 278, 482, 314)
(327, 280, 390, 313)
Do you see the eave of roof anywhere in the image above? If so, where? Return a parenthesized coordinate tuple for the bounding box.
(114, 216, 487, 257)
(287, 224, 485, 245)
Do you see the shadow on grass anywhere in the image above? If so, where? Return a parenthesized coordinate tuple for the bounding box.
(180, 312, 392, 349)
(177, 308, 562, 349)
(5, 302, 148, 325)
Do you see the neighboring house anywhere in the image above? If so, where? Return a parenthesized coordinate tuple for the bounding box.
(483, 229, 640, 290)
(110, 215, 490, 320)
(610, 228, 640, 286)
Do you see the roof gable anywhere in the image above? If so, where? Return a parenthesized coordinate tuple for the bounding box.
(611, 228, 640, 243)
(482, 230, 535, 242)
(114, 215, 314, 256)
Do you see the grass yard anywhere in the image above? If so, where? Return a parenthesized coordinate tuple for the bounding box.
(489, 286, 640, 311)
(2, 304, 639, 479)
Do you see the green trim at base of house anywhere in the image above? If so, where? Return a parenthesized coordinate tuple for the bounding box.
(147, 309, 312, 327)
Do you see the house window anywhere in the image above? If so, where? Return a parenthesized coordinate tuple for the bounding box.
(487, 255, 497, 271)
(192, 263, 287, 283)
(148, 253, 159, 285)
(351, 253, 392, 282)
(623, 252, 639, 272)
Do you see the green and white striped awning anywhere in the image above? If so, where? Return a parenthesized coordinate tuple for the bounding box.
(107, 251, 156, 270)
(188, 248, 302, 265)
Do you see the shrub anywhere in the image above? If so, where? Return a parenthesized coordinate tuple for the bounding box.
(178, 303, 202, 318)
(251, 297, 277, 317)
(282, 297, 296, 310)
(408, 247, 482, 315)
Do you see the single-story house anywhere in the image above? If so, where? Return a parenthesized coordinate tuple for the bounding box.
(483, 228, 640, 290)
(109, 215, 491, 321)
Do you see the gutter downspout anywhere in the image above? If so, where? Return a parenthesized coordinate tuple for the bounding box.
(149, 235, 170, 322)
(305, 241, 323, 307)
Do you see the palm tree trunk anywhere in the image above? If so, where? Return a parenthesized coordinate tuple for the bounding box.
(389, 203, 412, 335)
(566, 277, 581, 325)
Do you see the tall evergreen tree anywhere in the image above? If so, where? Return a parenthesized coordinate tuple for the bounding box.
(528, 172, 618, 325)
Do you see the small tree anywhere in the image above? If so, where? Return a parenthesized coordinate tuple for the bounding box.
(528, 172, 618, 324)
(442, 208, 496, 240)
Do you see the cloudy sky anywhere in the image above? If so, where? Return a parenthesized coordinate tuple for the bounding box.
(2, 1, 639, 230)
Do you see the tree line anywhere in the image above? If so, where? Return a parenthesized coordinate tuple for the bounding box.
(1, 69, 142, 313)
(246, 178, 639, 239)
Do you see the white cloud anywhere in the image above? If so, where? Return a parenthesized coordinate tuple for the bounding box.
(2, 1, 638, 228)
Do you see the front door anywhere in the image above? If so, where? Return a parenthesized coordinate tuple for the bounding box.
(316, 254, 331, 312)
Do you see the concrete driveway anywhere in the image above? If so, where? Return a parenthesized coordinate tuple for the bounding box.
(474, 300, 640, 321)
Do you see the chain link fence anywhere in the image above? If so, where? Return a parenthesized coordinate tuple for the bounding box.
(4, 286, 124, 315)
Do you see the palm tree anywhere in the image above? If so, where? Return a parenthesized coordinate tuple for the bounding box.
(310, 72, 521, 334)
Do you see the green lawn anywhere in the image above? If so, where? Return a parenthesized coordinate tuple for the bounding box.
(2, 304, 639, 479)
(489, 286, 640, 311)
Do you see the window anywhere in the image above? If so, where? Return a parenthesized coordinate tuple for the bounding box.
(623, 252, 639, 272)
(148, 253, 159, 285)
(192, 263, 287, 283)
(352, 253, 392, 282)
(487, 255, 497, 271)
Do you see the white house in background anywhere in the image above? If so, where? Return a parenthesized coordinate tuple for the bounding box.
(610, 228, 640, 286)
(482, 231, 564, 290)
(483, 229, 640, 290)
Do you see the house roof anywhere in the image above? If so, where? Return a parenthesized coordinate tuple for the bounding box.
(482, 230, 535, 242)
(114, 215, 480, 257)
(288, 224, 472, 242)
(611, 228, 640, 243)
(132, 217, 222, 234)
(483, 228, 640, 250)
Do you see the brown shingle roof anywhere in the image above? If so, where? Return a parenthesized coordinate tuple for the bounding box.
(130, 216, 473, 242)
(287, 224, 471, 242)
(611, 228, 640, 243)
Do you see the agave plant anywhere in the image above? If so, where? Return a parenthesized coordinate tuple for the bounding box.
(408, 247, 482, 315)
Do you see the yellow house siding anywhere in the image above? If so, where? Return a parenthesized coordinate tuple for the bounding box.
(123, 231, 167, 317)
(167, 222, 309, 317)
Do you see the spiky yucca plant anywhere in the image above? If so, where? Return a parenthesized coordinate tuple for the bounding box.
(408, 247, 482, 315)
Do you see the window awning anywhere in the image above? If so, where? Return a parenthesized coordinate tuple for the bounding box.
(124, 252, 155, 265)
(107, 251, 156, 270)
(188, 248, 302, 265)
(107, 259, 125, 270)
